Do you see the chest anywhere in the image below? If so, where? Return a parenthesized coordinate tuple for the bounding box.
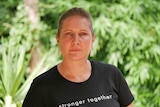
(43, 78, 120, 107)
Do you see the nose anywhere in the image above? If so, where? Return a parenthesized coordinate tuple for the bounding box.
(72, 35, 80, 45)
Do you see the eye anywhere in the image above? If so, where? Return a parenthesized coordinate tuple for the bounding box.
(79, 32, 88, 36)
(65, 31, 73, 36)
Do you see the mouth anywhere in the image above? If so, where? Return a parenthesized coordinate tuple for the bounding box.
(70, 49, 82, 52)
(70, 49, 81, 51)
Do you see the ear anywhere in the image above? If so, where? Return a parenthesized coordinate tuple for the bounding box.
(56, 34, 60, 44)
(92, 34, 95, 42)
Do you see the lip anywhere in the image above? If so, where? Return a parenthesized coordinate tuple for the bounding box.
(69, 49, 82, 52)
(70, 49, 81, 51)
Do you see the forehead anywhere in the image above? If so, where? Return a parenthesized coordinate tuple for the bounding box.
(61, 15, 90, 30)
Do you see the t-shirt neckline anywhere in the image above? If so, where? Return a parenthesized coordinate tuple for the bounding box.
(55, 60, 95, 85)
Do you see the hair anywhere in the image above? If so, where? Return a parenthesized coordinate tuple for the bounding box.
(57, 7, 94, 36)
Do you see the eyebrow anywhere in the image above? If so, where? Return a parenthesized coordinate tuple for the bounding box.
(63, 30, 72, 33)
(80, 30, 88, 32)
(63, 29, 89, 32)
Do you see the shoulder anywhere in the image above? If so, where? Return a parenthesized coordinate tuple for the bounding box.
(90, 60, 124, 81)
(90, 60, 121, 74)
(32, 65, 58, 85)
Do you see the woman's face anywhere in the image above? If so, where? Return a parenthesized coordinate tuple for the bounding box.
(56, 15, 94, 61)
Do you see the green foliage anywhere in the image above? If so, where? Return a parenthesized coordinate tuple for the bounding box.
(0, 0, 20, 36)
(0, 0, 160, 107)
(0, 38, 26, 107)
(88, 0, 160, 107)
(0, 38, 49, 106)
(0, 2, 58, 107)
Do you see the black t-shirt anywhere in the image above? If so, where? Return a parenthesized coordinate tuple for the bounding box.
(22, 60, 134, 107)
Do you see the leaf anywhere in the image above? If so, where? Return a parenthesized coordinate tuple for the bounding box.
(13, 54, 49, 103)
(10, 48, 26, 96)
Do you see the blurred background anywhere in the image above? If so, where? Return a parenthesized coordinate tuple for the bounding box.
(0, 0, 160, 107)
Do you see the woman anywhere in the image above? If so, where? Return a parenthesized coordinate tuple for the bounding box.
(22, 7, 134, 107)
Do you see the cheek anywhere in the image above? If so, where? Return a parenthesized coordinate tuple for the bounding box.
(59, 40, 70, 51)
(84, 40, 93, 49)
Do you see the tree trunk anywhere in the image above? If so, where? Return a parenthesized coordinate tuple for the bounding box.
(24, 0, 42, 73)
(24, 0, 39, 24)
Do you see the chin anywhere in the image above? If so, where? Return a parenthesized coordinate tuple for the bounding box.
(68, 56, 88, 61)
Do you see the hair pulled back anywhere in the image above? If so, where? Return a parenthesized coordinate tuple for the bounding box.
(57, 7, 94, 36)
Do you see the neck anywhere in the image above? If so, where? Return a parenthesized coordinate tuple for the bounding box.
(58, 59, 91, 82)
